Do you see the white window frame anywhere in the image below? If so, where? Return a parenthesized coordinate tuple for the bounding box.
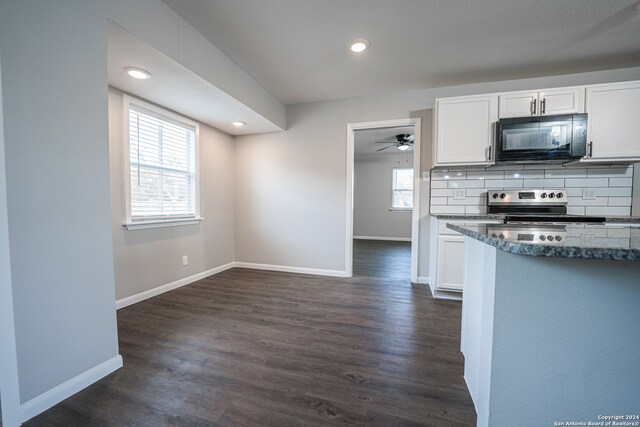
(391, 167, 414, 211)
(122, 95, 202, 230)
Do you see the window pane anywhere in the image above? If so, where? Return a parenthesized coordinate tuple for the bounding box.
(392, 168, 413, 209)
(392, 190, 413, 209)
(128, 103, 197, 220)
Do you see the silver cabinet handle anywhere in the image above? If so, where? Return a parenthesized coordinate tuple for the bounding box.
(486, 146, 493, 161)
(531, 99, 537, 115)
(588, 141, 593, 158)
(541, 98, 546, 115)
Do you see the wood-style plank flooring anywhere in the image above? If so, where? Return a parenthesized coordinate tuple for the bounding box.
(27, 240, 475, 426)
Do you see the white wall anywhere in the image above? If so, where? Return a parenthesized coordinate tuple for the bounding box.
(108, 88, 236, 302)
(0, 0, 119, 405)
(354, 153, 413, 240)
(0, 50, 21, 427)
(234, 67, 640, 276)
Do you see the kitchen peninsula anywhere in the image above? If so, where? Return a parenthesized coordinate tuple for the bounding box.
(449, 222, 640, 427)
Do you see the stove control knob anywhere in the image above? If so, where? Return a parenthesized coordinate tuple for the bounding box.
(500, 193, 506, 199)
(547, 235, 554, 241)
(491, 233, 497, 238)
(541, 192, 547, 198)
(555, 236, 562, 241)
(556, 192, 563, 198)
(548, 192, 555, 198)
(540, 235, 546, 241)
(492, 193, 499, 199)
(498, 234, 505, 239)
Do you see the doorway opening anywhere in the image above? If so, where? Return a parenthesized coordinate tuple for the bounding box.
(345, 118, 421, 281)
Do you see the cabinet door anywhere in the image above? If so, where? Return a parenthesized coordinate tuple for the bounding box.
(434, 95, 497, 166)
(585, 82, 640, 161)
(539, 88, 583, 115)
(498, 91, 538, 118)
(437, 235, 464, 291)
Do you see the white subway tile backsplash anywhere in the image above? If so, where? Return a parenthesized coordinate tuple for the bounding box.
(448, 196, 485, 206)
(431, 188, 454, 197)
(448, 180, 485, 188)
(465, 188, 489, 197)
(484, 179, 524, 188)
(465, 205, 487, 214)
(467, 170, 505, 180)
(609, 177, 633, 187)
(544, 169, 586, 178)
(585, 206, 631, 216)
(608, 197, 632, 206)
(567, 197, 607, 206)
(504, 170, 544, 179)
(430, 197, 448, 205)
(565, 178, 609, 187)
(430, 205, 465, 214)
(430, 164, 634, 217)
(566, 206, 586, 215)
(594, 187, 631, 197)
(522, 178, 565, 188)
(588, 166, 633, 177)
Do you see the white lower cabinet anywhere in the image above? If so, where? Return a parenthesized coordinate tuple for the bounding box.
(436, 235, 464, 291)
(429, 217, 503, 299)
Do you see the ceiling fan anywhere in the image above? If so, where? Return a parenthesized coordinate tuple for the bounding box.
(375, 134, 414, 151)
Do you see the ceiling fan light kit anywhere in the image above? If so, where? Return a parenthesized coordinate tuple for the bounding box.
(375, 133, 415, 151)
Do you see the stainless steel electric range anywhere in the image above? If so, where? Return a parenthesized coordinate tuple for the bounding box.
(486, 189, 606, 245)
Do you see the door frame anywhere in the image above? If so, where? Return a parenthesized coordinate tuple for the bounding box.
(345, 117, 421, 281)
(0, 52, 22, 426)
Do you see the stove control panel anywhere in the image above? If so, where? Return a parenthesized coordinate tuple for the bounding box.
(488, 189, 567, 206)
(487, 226, 567, 246)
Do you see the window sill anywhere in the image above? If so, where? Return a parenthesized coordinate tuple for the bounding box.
(123, 217, 204, 231)
(389, 208, 413, 212)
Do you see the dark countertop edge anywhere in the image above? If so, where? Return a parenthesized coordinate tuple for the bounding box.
(432, 214, 640, 223)
(447, 223, 640, 261)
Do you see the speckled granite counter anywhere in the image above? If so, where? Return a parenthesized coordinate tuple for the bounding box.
(447, 223, 640, 261)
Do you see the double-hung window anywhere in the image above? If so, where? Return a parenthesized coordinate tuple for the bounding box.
(391, 167, 414, 210)
(123, 96, 200, 230)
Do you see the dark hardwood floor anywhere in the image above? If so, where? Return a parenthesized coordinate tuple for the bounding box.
(27, 240, 475, 426)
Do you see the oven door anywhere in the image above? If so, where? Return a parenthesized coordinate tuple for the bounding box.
(495, 114, 587, 163)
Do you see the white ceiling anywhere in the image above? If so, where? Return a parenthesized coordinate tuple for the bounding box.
(162, 0, 640, 105)
(107, 22, 282, 135)
(355, 126, 414, 155)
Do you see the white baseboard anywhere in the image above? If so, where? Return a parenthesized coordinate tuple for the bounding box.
(234, 262, 348, 278)
(116, 262, 235, 310)
(416, 276, 430, 284)
(21, 354, 123, 423)
(353, 236, 411, 242)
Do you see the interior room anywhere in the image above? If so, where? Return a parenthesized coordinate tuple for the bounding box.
(1, 1, 639, 426)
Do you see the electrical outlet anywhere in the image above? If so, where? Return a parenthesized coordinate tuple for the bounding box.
(580, 234, 595, 245)
(422, 171, 430, 182)
(582, 188, 596, 200)
(182, 255, 188, 266)
(453, 189, 466, 200)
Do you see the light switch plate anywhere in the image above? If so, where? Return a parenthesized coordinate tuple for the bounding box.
(582, 188, 596, 200)
(453, 189, 466, 200)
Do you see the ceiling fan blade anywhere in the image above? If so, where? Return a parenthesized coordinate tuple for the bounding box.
(374, 141, 396, 144)
(376, 145, 395, 151)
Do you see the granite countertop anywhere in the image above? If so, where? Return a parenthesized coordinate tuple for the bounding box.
(447, 223, 640, 261)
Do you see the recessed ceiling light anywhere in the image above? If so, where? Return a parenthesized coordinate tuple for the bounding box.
(124, 66, 151, 80)
(349, 39, 370, 53)
(232, 121, 246, 127)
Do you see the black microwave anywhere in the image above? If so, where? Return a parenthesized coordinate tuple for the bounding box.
(495, 113, 587, 163)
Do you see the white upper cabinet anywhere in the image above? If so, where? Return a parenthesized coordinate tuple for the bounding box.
(433, 94, 498, 167)
(499, 87, 583, 118)
(582, 81, 640, 162)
